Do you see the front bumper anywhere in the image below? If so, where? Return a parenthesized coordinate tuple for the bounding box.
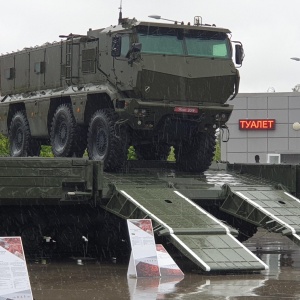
(117, 99, 233, 132)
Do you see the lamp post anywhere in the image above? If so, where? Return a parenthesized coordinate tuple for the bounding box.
(290, 58, 300, 91)
(148, 15, 178, 23)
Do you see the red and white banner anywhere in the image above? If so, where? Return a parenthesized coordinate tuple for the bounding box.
(127, 219, 160, 277)
(0, 237, 33, 299)
(156, 244, 184, 276)
(127, 219, 184, 278)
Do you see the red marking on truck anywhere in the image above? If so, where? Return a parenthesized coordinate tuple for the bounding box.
(239, 119, 276, 130)
(174, 107, 198, 114)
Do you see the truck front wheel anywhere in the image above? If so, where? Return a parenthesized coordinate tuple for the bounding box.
(87, 109, 127, 171)
(176, 131, 216, 173)
(9, 110, 41, 157)
(50, 104, 76, 157)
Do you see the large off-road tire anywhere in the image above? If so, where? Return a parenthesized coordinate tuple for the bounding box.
(176, 131, 216, 173)
(50, 103, 77, 157)
(135, 144, 170, 160)
(9, 110, 41, 157)
(87, 109, 128, 171)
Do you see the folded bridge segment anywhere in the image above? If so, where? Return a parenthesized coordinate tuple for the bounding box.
(101, 183, 267, 272)
(221, 185, 300, 246)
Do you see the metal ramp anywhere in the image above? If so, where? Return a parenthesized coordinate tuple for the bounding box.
(221, 184, 300, 246)
(101, 179, 267, 272)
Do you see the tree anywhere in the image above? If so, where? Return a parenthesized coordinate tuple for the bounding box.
(213, 133, 221, 161)
(127, 146, 137, 160)
(167, 146, 175, 162)
(40, 145, 54, 157)
(213, 140, 221, 161)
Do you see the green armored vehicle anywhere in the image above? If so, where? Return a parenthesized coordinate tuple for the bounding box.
(0, 15, 244, 172)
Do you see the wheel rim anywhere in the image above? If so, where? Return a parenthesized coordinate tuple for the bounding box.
(9, 111, 39, 157)
(11, 120, 24, 155)
(15, 127, 24, 151)
(54, 116, 68, 152)
(58, 122, 67, 147)
(94, 122, 108, 159)
(87, 110, 128, 171)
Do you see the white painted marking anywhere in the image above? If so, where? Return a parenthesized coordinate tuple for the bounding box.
(176, 191, 268, 270)
(282, 192, 300, 242)
(236, 191, 296, 235)
(284, 191, 300, 205)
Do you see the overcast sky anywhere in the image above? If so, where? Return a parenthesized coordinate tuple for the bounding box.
(1, 0, 300, 93)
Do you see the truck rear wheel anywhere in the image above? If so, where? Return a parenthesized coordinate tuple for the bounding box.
(176, 131, 216, 173)
(87, 109, 127, 171)
(50, 104, 76, 157)
(9, 110, 41, 157)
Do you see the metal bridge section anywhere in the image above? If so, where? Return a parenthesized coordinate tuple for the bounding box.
(221, 182, 300, 247)
(101, 172, 267, 272)
(0, 157, 102, 204)
(219, 164, 300, 247)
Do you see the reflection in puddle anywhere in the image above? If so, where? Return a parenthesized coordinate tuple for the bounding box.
(126, 231, 300, 299)
(29, 230, 300, 299)
(127, 276, 184, 299)
(127, 274, 267, 299)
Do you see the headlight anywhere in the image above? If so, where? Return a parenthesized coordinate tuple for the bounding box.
(133, 108, 147, 117)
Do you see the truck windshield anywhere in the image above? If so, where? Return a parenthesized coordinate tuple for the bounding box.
(137, 26, 230, 58)
(185, 36, 229, 58)
(138, 33, 184, 55)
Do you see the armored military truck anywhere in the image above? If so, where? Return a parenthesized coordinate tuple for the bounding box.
(0, 16, 244, 172)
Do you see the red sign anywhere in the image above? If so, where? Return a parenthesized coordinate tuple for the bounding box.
(239, 119, 276, 130)
(174, 107, 198, 114)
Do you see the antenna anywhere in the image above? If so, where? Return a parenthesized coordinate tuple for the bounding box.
(118, 0, 123, 24)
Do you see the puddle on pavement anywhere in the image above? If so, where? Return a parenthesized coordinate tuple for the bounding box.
(28, 228, 300, 300)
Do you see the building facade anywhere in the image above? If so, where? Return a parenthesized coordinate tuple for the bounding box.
(221, 93, 300, 164)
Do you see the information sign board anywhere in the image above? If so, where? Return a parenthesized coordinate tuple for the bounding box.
(0, 237, 33, 300)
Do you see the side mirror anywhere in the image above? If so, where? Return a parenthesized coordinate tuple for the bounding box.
(131, 43, 142, 53)
(235, 43, 244, 66)
(126, 42, 142, 58)
(111, 36, 121, 57)
(126, 43, 142, 64)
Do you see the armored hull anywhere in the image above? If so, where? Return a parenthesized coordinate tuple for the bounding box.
(0, 18, 243, 172)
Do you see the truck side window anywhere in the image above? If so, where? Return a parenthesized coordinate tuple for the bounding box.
(120, 35, 130, 57)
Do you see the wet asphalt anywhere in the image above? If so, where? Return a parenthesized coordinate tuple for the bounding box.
(28, 228, 300, 300)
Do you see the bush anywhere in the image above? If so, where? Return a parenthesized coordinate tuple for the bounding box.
(0, 134, 9, 156)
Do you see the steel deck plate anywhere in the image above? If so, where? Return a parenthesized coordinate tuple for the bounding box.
(221, 185, 300, 246)
(102, 183, 267, 272)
